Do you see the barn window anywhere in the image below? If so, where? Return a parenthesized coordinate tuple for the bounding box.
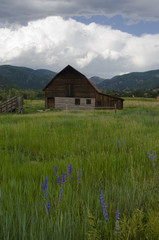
(66, 84, 74, 97)
(75, 99, 80, 105)
(86, 99, 91, 104)
(47, 97, 54, 108)
(97, 100, 101, 107)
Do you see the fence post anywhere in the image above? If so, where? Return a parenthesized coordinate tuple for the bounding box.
(115, 104, 117, 114)
(65, 104, 68, 118)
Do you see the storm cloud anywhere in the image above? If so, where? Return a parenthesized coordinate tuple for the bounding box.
(0, 17, 159, 78)
(0, 0, 159, 25)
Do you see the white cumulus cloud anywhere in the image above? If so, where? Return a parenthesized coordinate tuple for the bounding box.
(0, 16, 159, 78)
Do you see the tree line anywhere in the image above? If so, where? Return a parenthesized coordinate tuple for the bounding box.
(104, 88, 159, 98)
(0, 88, 159, 103)
(0, 88, 44, 102)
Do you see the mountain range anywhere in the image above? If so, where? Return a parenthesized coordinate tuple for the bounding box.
(95, 70, 159, 91)
(0, 65, 56, 89)
(0, 65, 159, 90)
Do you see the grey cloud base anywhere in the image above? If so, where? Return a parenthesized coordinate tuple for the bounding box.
(0, 0, 159, 25)
(0, 17, 159, 78)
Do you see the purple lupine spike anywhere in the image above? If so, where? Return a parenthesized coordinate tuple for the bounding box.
(42, 177, 48, 192)
(57, 177, 61, 185)
(100, 191, 108, 221)
(44, 192, 48, 198)
(47, 201, 50, 213)
(55, 165, 58, 177)
(59, 187, 63, 204)
(113, 209, 120, 235)
(123, 138, 126, 146)
(78, 168, 81, 184)
(149, 154, 152, 159)
(119, 140, 121, 148)
(38, 177, 50, 213)
(62, 172, 67, 184)
(115, 209, 120, 221)
(148, 150, 157, 167)
(65, 172, 67, 182)
(68, 162, 72, 181)
(153, 151, 156, 167)
(62, 173, 65, 184)
(42, 177, 48, 197)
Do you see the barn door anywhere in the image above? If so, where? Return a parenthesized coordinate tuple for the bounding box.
(47, 97, 55, 108)
(66, 84, 74, 97)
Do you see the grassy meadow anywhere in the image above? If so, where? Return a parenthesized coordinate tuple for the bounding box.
(0, 98, 159, 239)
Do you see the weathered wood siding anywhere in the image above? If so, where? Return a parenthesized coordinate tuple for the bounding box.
(45, 72, 95, 95)
(95, 93, 123, 109)
(55, 97, 95, 110)
(44, 65, 124, 110)
(0, 96, 23, 113)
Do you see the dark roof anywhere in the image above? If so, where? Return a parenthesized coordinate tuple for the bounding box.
(87, 79, 102, 93)
(43, 65, 85, 90)
(43, 65, 124, 101)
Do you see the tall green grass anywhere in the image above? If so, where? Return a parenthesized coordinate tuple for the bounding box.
(0, 99, 159, 239)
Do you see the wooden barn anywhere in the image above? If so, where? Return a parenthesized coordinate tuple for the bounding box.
(43, 65, 124, 110)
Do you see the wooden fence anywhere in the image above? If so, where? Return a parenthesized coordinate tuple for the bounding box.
(0, 96, 23, 113)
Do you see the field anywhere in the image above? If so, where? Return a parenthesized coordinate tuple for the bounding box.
(0, 98, 159, 239)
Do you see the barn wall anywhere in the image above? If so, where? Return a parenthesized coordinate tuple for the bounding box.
(55, 97, 95, 110)
(95, 93, 123, 109)
(45, 72, 96, 99)
(44, 66, 124, 110)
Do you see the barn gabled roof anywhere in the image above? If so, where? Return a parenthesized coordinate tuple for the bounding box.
(43, 65, 124, 101)
(87, 79, 102, 94)
(43, 65, 86, 91)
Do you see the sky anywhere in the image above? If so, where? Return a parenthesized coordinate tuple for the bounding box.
(0, 0, 159, 78)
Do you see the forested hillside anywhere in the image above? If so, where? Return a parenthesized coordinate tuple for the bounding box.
(95, 69, 159, 90)
(0, 65, 56, 89)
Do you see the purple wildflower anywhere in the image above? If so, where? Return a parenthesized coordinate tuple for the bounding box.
(57, 177, 61, 185)
(113, 209, 120, 235)
(38, 177, 50, 213)
(148, 153, 152, 159)
(42, 177, 48, 192)
(153, 151, 156, 167)
(148, 150, 157, 167)
(100, 191, 108, 221)
(55, 165, 58, 177)
(59, 187, 63, 204)
(123, 138, 126, 146)
(62, 172, 67, 184)
(116, 209, 120, 221)
(78, 168, 81, 184)
(68, 162, 72, 181)
(47, 201, 50, 213)
(116, 140, 122, 149)
(42, 177, 48, 197)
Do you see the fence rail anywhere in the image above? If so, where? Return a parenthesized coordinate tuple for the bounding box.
(64, 104, 117, 110)
(0, 96, 23, 113)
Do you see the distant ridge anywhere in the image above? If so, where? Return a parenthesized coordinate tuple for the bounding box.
(0, 65, 159, 90)
(0, 65, 56, 89)
(93, 69, 159, 91)
(89, 76, 105, 85)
